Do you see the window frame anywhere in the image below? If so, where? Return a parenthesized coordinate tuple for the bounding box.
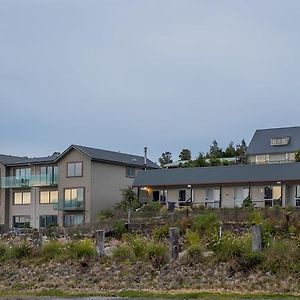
(39, 215, 58, 227)
(125, 166, 136, 178)
(39, 190, 58, 204)
(13, 191, 31, 205)
(67, 162, 83, 178)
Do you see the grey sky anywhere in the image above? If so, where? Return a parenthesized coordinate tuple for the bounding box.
(1, 0, 300, 163)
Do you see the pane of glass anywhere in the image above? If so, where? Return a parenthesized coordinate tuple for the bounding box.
(74, 214, 84, 225)
(273, 186, 281, 200)
(40, 191, 49, 204)
(39, 216, 46, 227)
(50, 191, 58, 203)
(75, 163, 82, 176)
(64, 189, 71, 201)
(23, 192, 31, 204)
(264, 187, 273, 199)
(67, 163, 75, 176)
(77, 188, 84, 201)
(71, 189, 77, 201)
(296, 186, 300, 198)
(40, 167, 47, 175)
(14, 193, 22, 204)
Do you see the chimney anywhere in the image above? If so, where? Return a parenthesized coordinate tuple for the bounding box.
(144, 147, 147, 170)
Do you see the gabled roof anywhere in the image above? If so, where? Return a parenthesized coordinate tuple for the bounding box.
(58, 145, 160, 169)
(133, 162, 300, 187)
(247, 126, 300, 155)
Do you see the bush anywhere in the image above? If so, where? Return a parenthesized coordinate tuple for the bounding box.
(236, 251, 263, 271)
(68, 239, 96, 259)
(261, 239, 300, 274)
(112, 243, 134, 262)
(10, 242, 32, 259)
(0, 243, 8, 261)
(98, 209, 114, 221)
(113, 220, 127, 239)
(145, 241, 169, 267)
(192, 212, 219, 236)
(124, 234, 146, 258)
(41, 240, 64, 260)
(152, 224, 169, 241)
(210, 231, 251, 262)
(141, 201, 161, 212)
(182, 229, 204, 265)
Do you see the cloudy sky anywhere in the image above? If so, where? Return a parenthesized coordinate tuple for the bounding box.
(1, 0, 300, 163)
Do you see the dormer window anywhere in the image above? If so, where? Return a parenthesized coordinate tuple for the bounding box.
(271, 137, 290, 146)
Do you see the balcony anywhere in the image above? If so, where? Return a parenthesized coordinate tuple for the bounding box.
(1, 174, 58, 189)
(53, 200, 85, 211)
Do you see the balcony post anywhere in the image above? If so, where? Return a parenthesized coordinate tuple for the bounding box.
(95, 230, 105, 258)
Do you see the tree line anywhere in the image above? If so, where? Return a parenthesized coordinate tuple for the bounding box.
(158, 139, 247, 168)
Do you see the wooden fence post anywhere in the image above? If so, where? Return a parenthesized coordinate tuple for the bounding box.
(95, 230, 105, 258)
(169, 227, 179, 260)
(252, 225, 262, 252)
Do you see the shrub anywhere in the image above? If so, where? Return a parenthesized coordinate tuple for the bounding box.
(152, 224, 169, 241)
(141, 201, 161, 212)
(236, 251, 263, 271)
(112, 243, 134, 262)
(41, 240, 64, 260)
(68, 239, 95, 259)
(210, 231, 252, 262)
(261, 239, 300, 274)
(112, 220, 127, 239)
(182, 229, 204, 265)
(124, 234, 146, 258)
(145, 241, 168, 267)
(0, 243, 8, 261)
(10, 242, 32, 259)
(192, 212, 219, 236)
(98, 209, 114, 221)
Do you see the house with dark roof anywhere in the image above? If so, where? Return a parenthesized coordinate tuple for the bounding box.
(247, 126, 300, 164)
(133, 163, 300, 209)
(0, 145, 158, 229)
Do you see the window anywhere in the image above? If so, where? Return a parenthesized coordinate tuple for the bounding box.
(153, 191, 160, 202)
(63, 214, 84, 227)
(13, 192, 31, 205)
(296, 185, 300, 198)
(264, 186, 282, 207)
(14, 168, 31, 186)
(39, 215, 58, 227)
(271, 137, 290, 146)
(67, 162, 82, 177)
(256, 155, 269, 164)
(64, 188, 84, 202)
(126, 167, 136, 178)
(40, 190, 58, 204)
(13, 216, 30, 228)
(40, 166, 58, 185)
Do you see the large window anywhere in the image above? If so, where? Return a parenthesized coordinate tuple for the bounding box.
(39, 215, 58, 227)
(40, 190, 58, 204)
(64, 187, 84, 209)
(63, 214, 84, 227)
(40, 166, 58, 185)
(14, 168, 31, 186)
(67, 162, 83, 177)
(13, 215, 30, 228)
(126, 167, 136, 178)
(13, 192, 31, 205)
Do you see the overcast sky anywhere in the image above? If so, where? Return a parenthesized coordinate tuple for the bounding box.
(1, 0, 300, 163)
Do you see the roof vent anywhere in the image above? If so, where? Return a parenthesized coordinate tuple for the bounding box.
(271, 137, 290, 146)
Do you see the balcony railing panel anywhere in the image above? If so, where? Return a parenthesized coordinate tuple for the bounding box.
(1, 174, 58, 188)
(53, 200, 85, 211)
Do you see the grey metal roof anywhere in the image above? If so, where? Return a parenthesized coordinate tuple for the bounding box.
(65, 145, 160, 169)
(247, 126, 300, 155)
(133, 163, 300, 187)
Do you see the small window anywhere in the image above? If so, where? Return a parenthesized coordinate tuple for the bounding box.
(67, 162, 83, 177)
(13, 215, 31, 228)
(126, 167, 136, 178)
(13, 192, 31, 205)
(153, 191, 160, 202)
(271, 137, 290, 146)
(40, 190, 58, 204)
(39, 215, 58, 227)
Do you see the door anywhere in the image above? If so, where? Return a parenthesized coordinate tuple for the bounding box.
(234, 187, 249, 207)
